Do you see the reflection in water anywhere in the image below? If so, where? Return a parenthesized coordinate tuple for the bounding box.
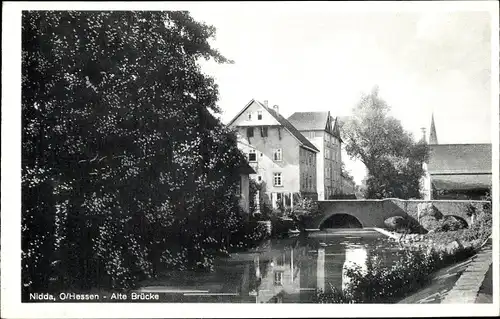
(342, 246, 369, 293)
(317, 248, 325, 292)
(139, 229, 400, 303)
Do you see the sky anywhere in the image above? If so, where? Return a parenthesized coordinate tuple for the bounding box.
(190, 7, 493, 184)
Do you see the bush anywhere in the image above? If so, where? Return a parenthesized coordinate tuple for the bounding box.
(384, 216, 425, 234)
(314, 287, 350, 303)
(435, 216, 468, 232)
(323, 245, 477, 303)
(228, 220, 269, 252)
(419, 215, 441, 232)
(270, 216, 297, 237)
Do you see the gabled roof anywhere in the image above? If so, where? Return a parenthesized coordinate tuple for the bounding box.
(228, 99, 319, 153)
(255, 101, 319, 153)
(227, 99, 258, 127)
(287, 112, 330, 131)
(238, 162, 256, 175)
(428, 144, 492, 174)
(287, 111, 344, 142)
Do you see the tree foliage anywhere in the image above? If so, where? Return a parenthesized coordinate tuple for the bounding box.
(342, 87, 429, 199)
(340, 161, 355, 184)
(22, 11, 247, 296)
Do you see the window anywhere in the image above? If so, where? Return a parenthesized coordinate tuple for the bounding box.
(248, 113, 252, 120)
(239, 177, 243, 195)
(276, 254, 285, 266)
(257, 175, 262, 182)
(276, 193, 283, 204)
(247, 127, 254, 138)
(274, 271, 284, 286)
(248, 149, 257, 162)
(325, 149, 330, 159)
(309, 154, 313, 165)
(257, 111, 263, 120)
(260, 126, 268, 137)
(274, 173, 283, 187)
(273, 148, 282, 161)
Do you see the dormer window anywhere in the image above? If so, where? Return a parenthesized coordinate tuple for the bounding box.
(257, 111, 263, 120)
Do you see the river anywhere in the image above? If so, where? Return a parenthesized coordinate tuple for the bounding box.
(138, 228, 405, 303)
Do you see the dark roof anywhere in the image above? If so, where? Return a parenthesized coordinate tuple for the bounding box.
(238, 162, 256, 175)
(428, 144, 492, 174)
(431, 174, 491, 190)
(287, 112, 329, 131)
(254, 101, 319, 153)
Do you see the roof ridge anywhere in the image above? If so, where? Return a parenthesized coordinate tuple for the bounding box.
(289, 111, 329, 114)
(259, 103, 319, 152)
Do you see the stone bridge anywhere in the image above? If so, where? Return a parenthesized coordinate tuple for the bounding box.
(306, 199, 489, 229)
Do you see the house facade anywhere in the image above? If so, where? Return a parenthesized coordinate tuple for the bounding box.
(228, 99, 319, 209)
(287, 111, 343, 200)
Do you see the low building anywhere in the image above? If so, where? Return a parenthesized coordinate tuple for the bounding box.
(228, 99, 320, 210)
(422, 115, 492, 200)
(425, 143, 492, 200)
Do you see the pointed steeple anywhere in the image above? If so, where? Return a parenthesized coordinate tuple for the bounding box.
(429, 113, 438, 144)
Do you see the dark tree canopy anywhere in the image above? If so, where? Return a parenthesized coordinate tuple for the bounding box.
(22, 11, 248, 296)
(342, 87, 429, 199)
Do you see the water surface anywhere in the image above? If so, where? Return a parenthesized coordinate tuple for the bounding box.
(139, 228, 403, 303)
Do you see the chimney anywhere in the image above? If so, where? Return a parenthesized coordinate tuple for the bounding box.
(263, 100, 268, 107)
(273, 105, 279, 114)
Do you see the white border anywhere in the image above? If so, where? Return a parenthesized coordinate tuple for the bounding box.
(2, 1, 499, 318)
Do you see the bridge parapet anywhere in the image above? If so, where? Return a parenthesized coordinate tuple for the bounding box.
(308, 199, 489, 229)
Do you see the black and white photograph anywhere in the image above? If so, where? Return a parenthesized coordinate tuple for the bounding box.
(1, 1, 499, 318)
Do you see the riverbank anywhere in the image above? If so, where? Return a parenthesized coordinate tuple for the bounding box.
(397, 237, 492, 304)
(374, 213, 493, 304)
(441, 237, 492, 303)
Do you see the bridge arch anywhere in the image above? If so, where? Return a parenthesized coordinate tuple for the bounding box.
(308, 200, 405, 229)
(319, 213, 363, 229)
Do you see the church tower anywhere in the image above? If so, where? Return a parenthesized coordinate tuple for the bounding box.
(429, 113, 438, 144)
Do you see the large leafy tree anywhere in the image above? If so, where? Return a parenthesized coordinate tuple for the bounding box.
(342, 87, 429, 199)
(22, 11, 246, 296)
